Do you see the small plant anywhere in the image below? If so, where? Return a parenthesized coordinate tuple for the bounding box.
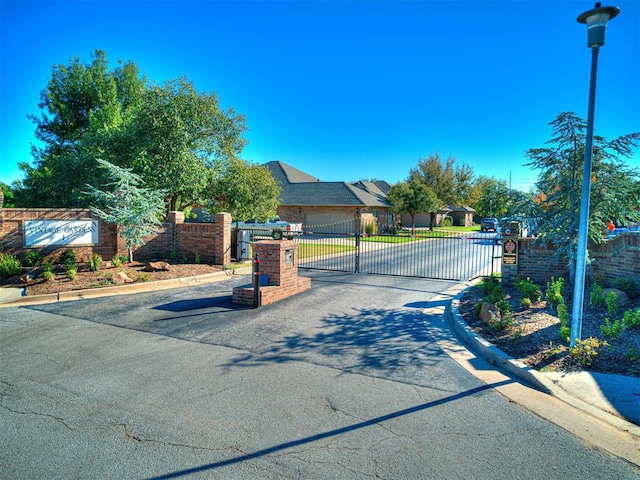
(60, 248, 77, 266)
(43, 270, 56, 282)
(111, 253, 123, 267)
(364, 222, 376, 235)
(556, 302, 571, 342)
(613, 277, 639, 299)
(623, 347, 640, 362)
(487, 312, 514, 332)
(0, 253, 22, 279)
(65, 266, 77, 280)
(605, 291, 619, 316)
(42, 259, 54, 273)
(89, 253, 103, 272)
(515, 276, 542, 304)
(23, 250, 42, 268)
(545, 277, 564, 307)
(569, 337, 604, 366)
(180, 253, 188, 263)
(622, 308, 640, 329)
(599, 317, 626, 340)
(137, 272, 152, 282)
(473, 302, 483, 318)
(194, 252, 201, 264)
(589, 284, 606, 308)
(521, 297, 532, 308)
(169, 250, 178, 262)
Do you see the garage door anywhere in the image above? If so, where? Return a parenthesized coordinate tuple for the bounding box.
(401, 213, 431, 228)
(305, 213, 355, 234)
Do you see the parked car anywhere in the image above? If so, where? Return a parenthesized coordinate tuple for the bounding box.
(481, 217, 499, 232)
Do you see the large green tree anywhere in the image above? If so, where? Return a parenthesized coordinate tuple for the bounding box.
(209, 158, 281, 222)
(387, 178, 439, 235)
(525, 111, 640, 277)
(118, 77, 247, 212)
(408, 153, 475, 229)
(16, 50, 247, 214)
(16, 50, 145, 207)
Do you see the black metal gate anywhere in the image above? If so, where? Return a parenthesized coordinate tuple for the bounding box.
(294, 219, 501, 281)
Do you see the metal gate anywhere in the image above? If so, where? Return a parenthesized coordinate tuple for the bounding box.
(295, 219, 502, 282)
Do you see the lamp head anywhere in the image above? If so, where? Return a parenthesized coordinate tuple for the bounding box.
(577, 3, 620, 48)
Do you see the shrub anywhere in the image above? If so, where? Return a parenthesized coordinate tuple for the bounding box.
(521, 297, 532, 308)
(137, 272, 152, 282)
(364, 222, 376, 235)
(441, 216, 453, 227)
(65, 266, 77, 280)
(169, 250, 178, 262)
(515, 276, 542, 304)
(0, 253, 22, 279)
(480, 275, 502, 297)
(60, 248, 77, 266)
(600, 317, 626, 340)
(23, 250, 42, 268)
(557, 302, 570, 342)
(89, 253, 103, 272)
(42, 259, 54, 274)
(111, 253, 123, 267)
(569, 337, 604, 366)
(545, 277, 564, 307)
(622, 308, 640, 329)
(194, 252, 201, 264)
(43, 270, 55, 282)
(606, 291, 619, 316)
(613, 277, 639, 299)
(589, 285, 606, 308)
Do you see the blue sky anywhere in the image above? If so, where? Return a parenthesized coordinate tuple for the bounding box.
(1, 0, 639, 193)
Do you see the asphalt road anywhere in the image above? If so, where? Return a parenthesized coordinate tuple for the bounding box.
(1, 271, 638, 479)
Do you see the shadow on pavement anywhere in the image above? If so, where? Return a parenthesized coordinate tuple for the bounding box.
(146, 380, 513, 480)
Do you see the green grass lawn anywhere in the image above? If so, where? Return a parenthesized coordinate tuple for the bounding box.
(297, 242, 356, 259)
(434, 225, 481, 232)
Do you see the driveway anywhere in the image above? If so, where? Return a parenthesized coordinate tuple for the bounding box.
(1, 271, 638, 479)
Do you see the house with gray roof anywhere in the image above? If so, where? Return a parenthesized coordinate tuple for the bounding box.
(263, 161, 394, 232)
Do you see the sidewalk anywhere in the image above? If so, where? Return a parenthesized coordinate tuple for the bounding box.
(448, 289, 640, 431)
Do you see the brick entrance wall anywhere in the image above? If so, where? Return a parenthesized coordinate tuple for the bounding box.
(0, 196, 232, 266)
(501, 235, 640, 287)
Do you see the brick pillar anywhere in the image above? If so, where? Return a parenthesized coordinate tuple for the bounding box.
(252, 240, 299, 286)
(167, 211, 185, 224)
(214, 212, 232, 266)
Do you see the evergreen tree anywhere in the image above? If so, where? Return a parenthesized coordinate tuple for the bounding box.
(85, 159, 166, 262)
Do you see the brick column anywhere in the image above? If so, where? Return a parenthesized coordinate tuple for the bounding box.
(253, 240, 299, 286)
(214, 212, 232, 266)
(232, 239, 311, 306)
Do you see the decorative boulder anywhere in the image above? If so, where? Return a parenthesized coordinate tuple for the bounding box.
(144, 261, 171, 272)
(114, 271, 134, 284)
(602, 288, 630, 308)
(479, 302, 501, 325)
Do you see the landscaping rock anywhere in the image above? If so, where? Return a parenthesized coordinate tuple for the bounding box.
(479, 302, 501, 325)
(602, 288, 630, 308)
(144, 261, 171, 272)
(114, 271, 134, 284)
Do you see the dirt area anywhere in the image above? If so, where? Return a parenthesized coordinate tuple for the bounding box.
(457, 283, 640, 378)
(1, 262, 225, 297)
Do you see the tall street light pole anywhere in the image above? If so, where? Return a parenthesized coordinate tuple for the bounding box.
(570, 3, 620, 348)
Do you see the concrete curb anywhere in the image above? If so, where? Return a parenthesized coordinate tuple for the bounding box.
(0, 269, 248, 307)
(447, 284, 640, 434)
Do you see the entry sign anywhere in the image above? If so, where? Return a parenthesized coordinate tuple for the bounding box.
(502, 238, 518, 265)
(24, 220, 99, 247)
